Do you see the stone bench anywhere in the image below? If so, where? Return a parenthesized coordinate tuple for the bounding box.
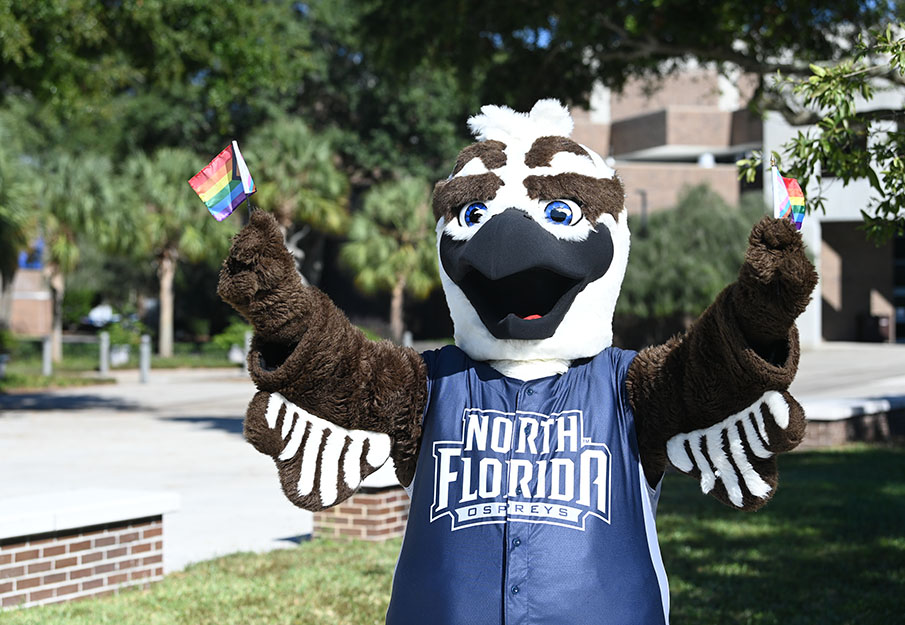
(0, 489, 179, 609)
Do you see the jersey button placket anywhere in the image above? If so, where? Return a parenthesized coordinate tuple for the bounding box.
(505, 384, 535, 625)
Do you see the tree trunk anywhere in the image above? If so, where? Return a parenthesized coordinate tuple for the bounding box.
(0, 273, 14, 331)
(390, 276, 406, 344)
(49, 268, 64, 363)
(158, 250, 177, 358)
(286, 224, 311, 286)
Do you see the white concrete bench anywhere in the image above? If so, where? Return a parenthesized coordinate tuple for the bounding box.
(801, 396, 905, 449)
(0, 489, 179, 609)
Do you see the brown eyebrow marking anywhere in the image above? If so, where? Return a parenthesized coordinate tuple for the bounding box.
(524, 136, 591, 168)
(524, 173, 625, 222)
(451, 140, 507, 176)
(432, 173, 505, 221)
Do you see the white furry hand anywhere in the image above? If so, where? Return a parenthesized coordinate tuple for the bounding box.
(244, 391, 392, 511)
(666, 391, 805, 510)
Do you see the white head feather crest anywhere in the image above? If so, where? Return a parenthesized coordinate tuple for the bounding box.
(467, 99, 574, 144)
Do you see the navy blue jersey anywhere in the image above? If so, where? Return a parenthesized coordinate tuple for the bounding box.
(386, 346, 669, 625)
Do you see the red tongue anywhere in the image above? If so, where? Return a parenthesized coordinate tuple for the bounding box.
(523, 314, 542, 320)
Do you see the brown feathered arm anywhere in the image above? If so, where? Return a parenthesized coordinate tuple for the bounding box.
(217, 211, 427, 503)
(626, 217, 818, 510)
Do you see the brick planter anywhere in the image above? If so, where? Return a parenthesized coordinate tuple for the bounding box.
(0, 517, 164, 608)
(314, 486, 409, 541)
(0, 489, 178, 610)
(800, 397, 905, 450)
(800, 411, 905, 450)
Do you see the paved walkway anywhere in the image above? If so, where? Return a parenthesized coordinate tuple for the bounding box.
(0, 342, 903, 572)
(0, 368, 310, 573)
(792, 342, 905, 400)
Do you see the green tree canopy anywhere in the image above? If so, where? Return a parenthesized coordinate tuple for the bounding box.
(0, 134, 30, 292)
(0, 0, 476, 184)
(123, 147, 237, 356)
(0, 0, 315, 157)
(295, 0, 478, 183)
(245, 118, 349, 235)
(360, 0, 901, 110)
(32, 151, 123, 359)
(245, 117, 351, 284)
(739, 25, 905, 239)
(340, 177, 440, 341)
(0, 101, 42, 301)
(360, 4, 905, 233)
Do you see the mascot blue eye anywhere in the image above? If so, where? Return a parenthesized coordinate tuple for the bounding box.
(544, 200, 579, 225)
(459, 202, 488, 227)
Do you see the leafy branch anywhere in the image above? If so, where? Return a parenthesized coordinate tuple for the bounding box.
(738, 24, 905, 240)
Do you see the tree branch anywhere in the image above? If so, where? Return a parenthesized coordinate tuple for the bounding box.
(761, 87, 905, 126)
(871, 65, 905, 86)
(595, 16, 812, 76)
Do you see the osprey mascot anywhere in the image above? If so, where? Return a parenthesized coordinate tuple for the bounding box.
(218, 100, 817, 625)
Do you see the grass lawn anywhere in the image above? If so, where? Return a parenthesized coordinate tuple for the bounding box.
(0, 370, 116, 393)
(0, 342, 240, 392)
(1, 445, 903, 624)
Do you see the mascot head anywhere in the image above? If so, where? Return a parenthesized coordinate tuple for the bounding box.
(434, 99, 629, 366)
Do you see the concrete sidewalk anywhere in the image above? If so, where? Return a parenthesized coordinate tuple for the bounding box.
(0, 368, 311, 573)
(792, 342, 905, 420)
(0, 343, 903, 573)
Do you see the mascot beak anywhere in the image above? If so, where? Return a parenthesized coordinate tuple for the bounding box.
(439, 209, 614, 340)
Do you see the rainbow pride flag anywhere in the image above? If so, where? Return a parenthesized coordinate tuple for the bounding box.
(771, 166, 805, 230)
(189, 141, 255, 221)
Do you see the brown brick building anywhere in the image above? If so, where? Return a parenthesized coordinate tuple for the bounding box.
(7, 269, 51, 337)
(570, 68, 904, 345)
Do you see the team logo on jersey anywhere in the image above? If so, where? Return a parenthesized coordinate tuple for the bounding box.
(430, 408, 612, 531)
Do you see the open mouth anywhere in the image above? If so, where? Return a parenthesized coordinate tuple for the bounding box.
(439, 208, 614, 341)
(458, 267, 582, 329)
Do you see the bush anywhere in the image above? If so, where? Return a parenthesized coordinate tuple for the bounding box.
(106, 320, 150, 346)
(210, 319, 253, 351)
(618, 185, 765, 321)
(0, 328, 16, 355)
(62, 288, 97, 328)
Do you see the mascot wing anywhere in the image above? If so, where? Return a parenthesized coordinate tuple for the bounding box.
(244, 391, 392, 511)
(627, 217, 817, 511)
(218, 211, 427, 508)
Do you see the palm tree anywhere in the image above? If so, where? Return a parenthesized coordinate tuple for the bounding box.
(245, 118, 349, 283)
(124, 148, 236, 357)
(36, 153, 121, 361)
(340, 177, 440, 342)
(0, 105, 38, 330)
(0, 143, 30, 329)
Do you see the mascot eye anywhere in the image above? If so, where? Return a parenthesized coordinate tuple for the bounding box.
(544, 200, 581, 226)
(459, 202, 488, 227)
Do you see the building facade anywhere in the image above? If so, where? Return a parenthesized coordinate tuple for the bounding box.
(572, 69, 903, 345)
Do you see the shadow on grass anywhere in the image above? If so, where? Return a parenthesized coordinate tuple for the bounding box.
(660, 445, 905, 625)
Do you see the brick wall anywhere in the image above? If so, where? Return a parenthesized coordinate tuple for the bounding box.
(617, 162, 740, 216)
(9, 269, 52, 337)
(314, 487, 409, 541)
(571, 107, 611, 157)
(820, 222, 895, 342)
(799, 410, 905, 450)
(0, 516, 164, 610)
